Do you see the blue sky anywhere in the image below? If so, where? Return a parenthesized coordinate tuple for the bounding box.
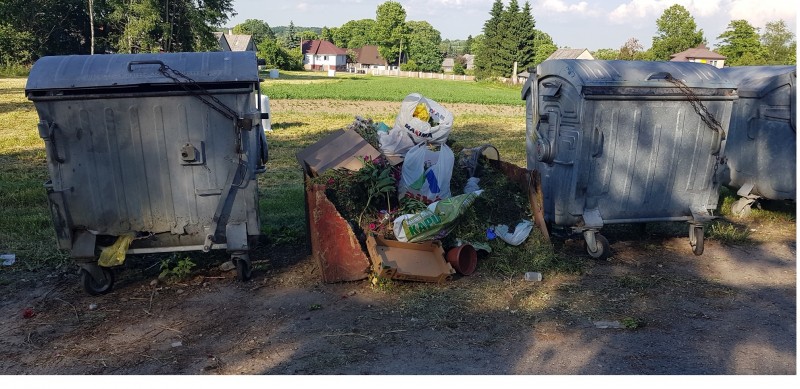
(228, 0, 796, 51)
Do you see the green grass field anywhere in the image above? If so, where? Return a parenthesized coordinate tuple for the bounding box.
(262, 71, 524, 106)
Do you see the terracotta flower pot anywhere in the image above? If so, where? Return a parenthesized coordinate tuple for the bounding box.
(446, 244, 477, 276)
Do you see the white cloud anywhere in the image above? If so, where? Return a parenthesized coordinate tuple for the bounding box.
(608, 0, 727, 24)
(296, 3, 309, 12)
(606, 0, 796, 30)
(728, 0, 797, 28)
(539, 0, 590, 13)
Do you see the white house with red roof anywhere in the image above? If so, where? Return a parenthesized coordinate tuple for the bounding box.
(301, 40, 348, 71)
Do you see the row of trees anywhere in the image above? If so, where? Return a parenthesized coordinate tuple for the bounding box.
(3, 1, 793, 75)
(0, 0, 236, 66)
(590, 5, 795, 66)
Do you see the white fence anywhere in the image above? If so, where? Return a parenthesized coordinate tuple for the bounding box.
(367, 69, 475, 81)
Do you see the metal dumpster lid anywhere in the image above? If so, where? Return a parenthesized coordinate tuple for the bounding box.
(25, 51, 259, 92)
(536, 59, 736, 89)
(719, 66, 796, 98)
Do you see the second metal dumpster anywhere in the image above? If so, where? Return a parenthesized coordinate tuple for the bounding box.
(718, 66, 796, 215)
(523, 60, 737, 259)
(25, 51, 269, 294)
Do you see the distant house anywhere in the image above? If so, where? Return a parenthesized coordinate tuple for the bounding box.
(353, 45, 389, 71)
(670, 44, 726, 68)
(463, 54, 475, 70)
(213, 32, 231, 51)
(442, 54, 475, 73)
(442, 58, 455, 72)
(301, 40, 347, 71)
(214, 31, 255, 51)
(546, 48, 594, 60)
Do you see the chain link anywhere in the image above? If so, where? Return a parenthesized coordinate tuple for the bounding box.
(664, 74, 724, 134)
(663, 74, 726, 183)
(157, 63, 245, 153)
(157, 64, 240, 121)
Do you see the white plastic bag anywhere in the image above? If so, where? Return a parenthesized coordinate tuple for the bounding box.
(393, 93, 454, 145)
(493, 220, 534, 246)
(378, 125, 416, 157)
(399, 143, 454, 204)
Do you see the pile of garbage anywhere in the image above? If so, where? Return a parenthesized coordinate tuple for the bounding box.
(300, 93, 542, 282)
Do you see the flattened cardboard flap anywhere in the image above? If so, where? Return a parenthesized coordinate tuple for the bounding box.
(366, 235, 454, 283)
(296, 129, 382, 176)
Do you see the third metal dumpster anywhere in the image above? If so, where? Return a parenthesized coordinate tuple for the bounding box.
(25, 51, 269, 294)
(523, 60, 737, 258)
(718, 66, 796, 215)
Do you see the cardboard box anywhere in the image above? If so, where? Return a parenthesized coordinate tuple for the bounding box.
(296, 129, 383, 177)
(366, 235, 455, 284)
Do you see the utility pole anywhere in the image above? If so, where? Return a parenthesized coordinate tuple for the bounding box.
(88, 0, 95, 54)
(398, 38, 402, 75)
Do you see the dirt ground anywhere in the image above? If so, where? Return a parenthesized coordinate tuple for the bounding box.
(0, 217, 796, 376)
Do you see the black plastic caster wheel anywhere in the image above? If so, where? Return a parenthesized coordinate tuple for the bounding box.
(585, 234, 611, 260)
(80, 267, 115, 296)
(235, 258, 252, 281)
(690, 226, 704, 256)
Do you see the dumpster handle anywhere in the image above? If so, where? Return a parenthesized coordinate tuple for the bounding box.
(592, 126, 604, 157)
(128, 60, 165, 72)
(646, 72, 672, 81)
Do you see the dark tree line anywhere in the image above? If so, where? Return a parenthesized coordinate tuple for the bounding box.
(0, 0, 235, 66)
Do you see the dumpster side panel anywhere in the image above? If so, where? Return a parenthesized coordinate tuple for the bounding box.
(721, 66, 796, 201)
(33, 91, 259, 245)
(585, 99, 727, 220)
(531, 60, 734, 228)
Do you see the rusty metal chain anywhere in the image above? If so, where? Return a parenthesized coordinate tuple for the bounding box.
(158, 63, 245, 154)
(664, 74, 724, 134)
(157, 64, 240, 121)
(663, 74, 726, 184)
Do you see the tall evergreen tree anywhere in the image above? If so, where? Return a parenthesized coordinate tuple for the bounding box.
(494, 0, 520, 76)
(517, 1, 537, 71)
(284, 21, 299, 49)
(474, 0, 504, 79)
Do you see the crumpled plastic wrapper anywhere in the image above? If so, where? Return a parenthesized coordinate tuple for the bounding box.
(98, 233, 136, 267)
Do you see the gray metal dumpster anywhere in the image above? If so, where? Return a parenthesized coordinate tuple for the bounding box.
(523, 60, 737, 259)
(25, 51, 269, 294)
(718, 66, 796, 216)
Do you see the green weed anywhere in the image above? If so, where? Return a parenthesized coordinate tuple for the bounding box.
(707, 221, 751, 244)
(621, 316, 645, 329)
(159, 254, 196, 281)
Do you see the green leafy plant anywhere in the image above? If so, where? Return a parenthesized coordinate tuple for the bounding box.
(355, 156, 396, 225)
(159, 254, 196, 281)
(621, 316, 645, 329)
